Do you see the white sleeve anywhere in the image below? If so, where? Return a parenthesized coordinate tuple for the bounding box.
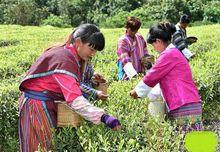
(134, 80, 152, 98)
(147, 83, 163, 101)
(70, 96, 105, 124)
(182, 48, 194, 59)
(123, 62, 137, 79)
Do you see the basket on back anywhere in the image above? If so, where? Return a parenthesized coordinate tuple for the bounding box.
(56, 101, 83, 127)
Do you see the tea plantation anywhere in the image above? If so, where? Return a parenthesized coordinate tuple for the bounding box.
(0, 24, 219, 151)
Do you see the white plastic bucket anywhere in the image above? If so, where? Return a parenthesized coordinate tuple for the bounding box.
(147, 83, 166, 118)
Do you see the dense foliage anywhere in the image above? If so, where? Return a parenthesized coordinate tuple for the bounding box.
(0, 24, 219, 151)
(0, 0, 219, 27)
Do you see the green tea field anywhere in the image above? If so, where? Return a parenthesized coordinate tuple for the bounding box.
(0, 24, 219, 151)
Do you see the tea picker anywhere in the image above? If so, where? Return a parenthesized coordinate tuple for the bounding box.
(173, 14, 198, 60)
(18, 24, 121, 151)
(130, 22, 203, 134)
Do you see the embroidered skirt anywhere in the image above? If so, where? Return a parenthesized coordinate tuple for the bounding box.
(168, 102, 203, 133)
(19, 91, 57, 152)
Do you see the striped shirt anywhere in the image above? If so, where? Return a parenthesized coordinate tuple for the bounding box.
(172, 23, 188, 51)
(117, 33, 148, 73)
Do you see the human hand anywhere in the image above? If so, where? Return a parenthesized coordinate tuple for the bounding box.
(101, 114, 121, 131)
(130, 89, 139, 99)
(92, 73, 106, 83)
(143, 62, 152, 70)
(141, 55, 155, 64)
(97, 91, 108, 101)
(141, 55, 154, 70)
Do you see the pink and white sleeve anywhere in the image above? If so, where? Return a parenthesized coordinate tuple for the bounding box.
(53, 74, 105, 124)
(135, 51, 176, 98)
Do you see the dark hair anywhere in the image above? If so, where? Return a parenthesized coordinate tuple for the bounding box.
(146, 22, 176, 44)
(72, 24, 105, 51)
(125, 16, 141, 31)
(180, 14, 190, 24)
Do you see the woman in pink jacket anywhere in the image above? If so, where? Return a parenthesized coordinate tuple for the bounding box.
(130, 22, 203, 132)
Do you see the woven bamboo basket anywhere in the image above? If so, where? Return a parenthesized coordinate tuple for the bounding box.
(95, 82, 108, 94)
(56, 101, 83, 127)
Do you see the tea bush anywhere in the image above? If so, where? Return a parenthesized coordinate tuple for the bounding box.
(0, 83, 19, 151)
(189, 24, 220, 120)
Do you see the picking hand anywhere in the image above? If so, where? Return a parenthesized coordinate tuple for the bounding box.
(141, 55, 155, 64)
(92, 73, 106, 83)
(101, 114, 121, 131)
(97, 91, 108, 101)
(130, 89, 139, 99)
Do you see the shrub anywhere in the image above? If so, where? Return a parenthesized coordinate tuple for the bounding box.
(99, 11, 129, 28)
(186, 0, 204, 22)
(99, 5, 160, 29)
(203, 1, 220, 23)
(52, 127, 84, 151)
(0, 39, 20, 47)
(129, 5, 159, 28)
(190, 20, 213, 26)
(0, 83, 19, 151)
(42, 14, 71, 28)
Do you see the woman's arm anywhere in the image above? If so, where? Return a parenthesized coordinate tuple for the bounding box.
(53, 74, 110, 125)
(117, 38, 137, 79)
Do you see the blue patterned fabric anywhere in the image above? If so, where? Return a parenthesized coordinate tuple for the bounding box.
(80, 62, 98, 101)
(117, 61, 125, 80)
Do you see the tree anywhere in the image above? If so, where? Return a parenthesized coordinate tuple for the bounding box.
(9, 0, 35, 25)
(203, 1, 220, 23)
